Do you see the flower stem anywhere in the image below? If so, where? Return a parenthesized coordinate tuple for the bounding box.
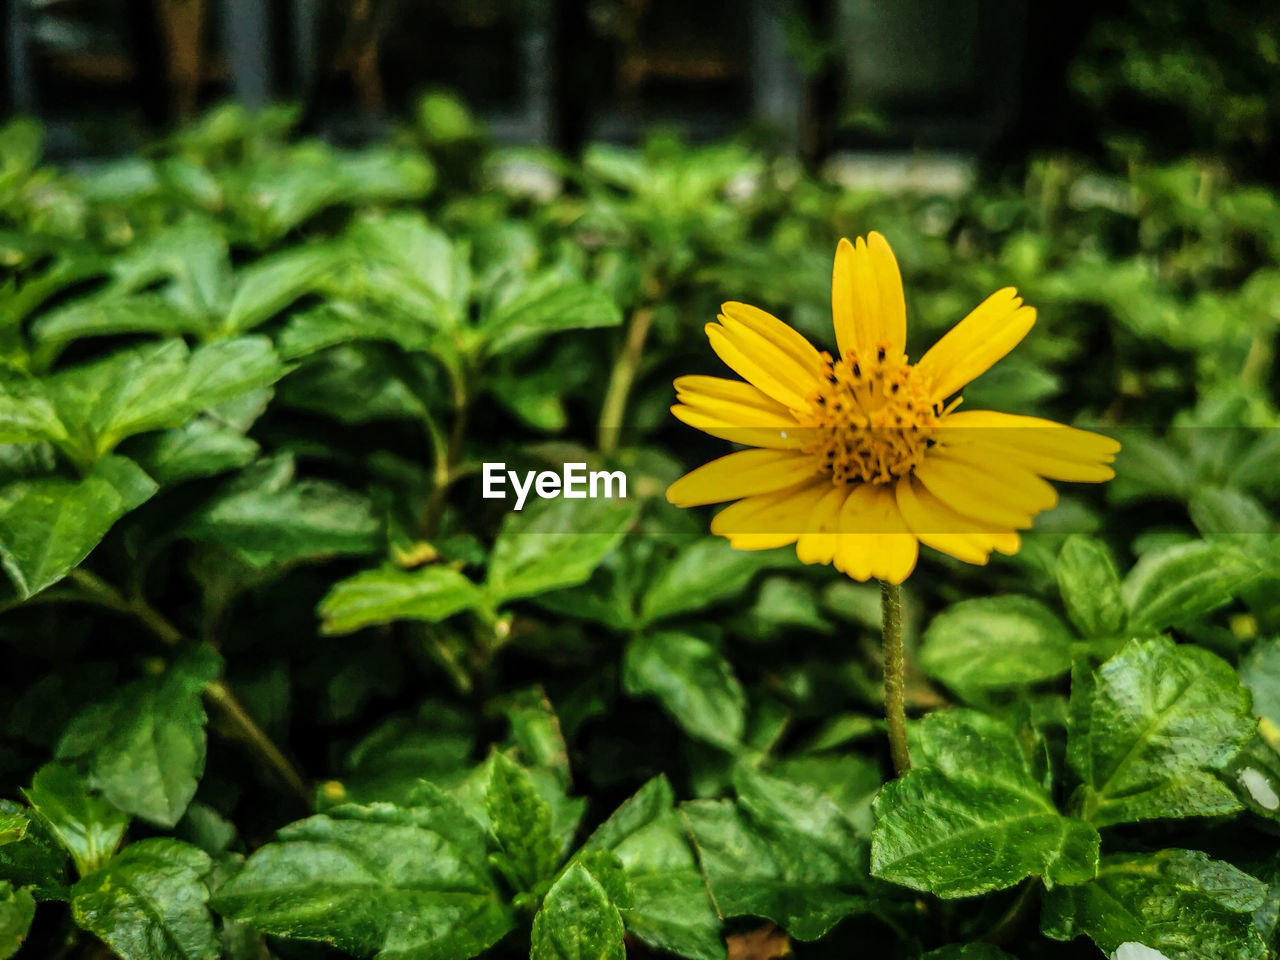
(597, 305, 655, 455)
(880, 579, 911, 775)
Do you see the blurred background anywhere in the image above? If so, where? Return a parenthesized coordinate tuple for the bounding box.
(3, 0, 1277, 179)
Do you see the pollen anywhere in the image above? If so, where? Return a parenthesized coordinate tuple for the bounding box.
(800, 342, 945, 485)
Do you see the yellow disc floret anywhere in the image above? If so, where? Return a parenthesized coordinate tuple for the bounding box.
(801, 342, 944, 485)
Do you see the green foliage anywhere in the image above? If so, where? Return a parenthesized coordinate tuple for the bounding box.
(4, 28, 1280, 957)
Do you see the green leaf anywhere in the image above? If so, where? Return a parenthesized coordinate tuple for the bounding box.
(277, 300, 436, 359)
(480, 277, 621, 355)
(623, 632, 745, 749)
(71, 838, 218, 960)
(0, 454, 156, 598)
(47, 336, 284, 458)
(1041, 850, 1268, 960)
(580, 777, 722, 960)
(639, 537, 788, 626)
(500, 688, 572, 787)
(919, 596, 1075, 697)
(128, 417, 259, 485)
(485, 753, 560, 894)
(31, 293, 204, 360)
(1189, 485, 1274, 536)
(318, 566, 485, 635)
(871, 710, 1098, 898)
(0, 881, 35, 960)
(1056, 535, 1127, 637)
(1123, 540, 1261, 632)
(486, 496, 637, 604)
(182, 456, 380, 569)
(531, 863, 625, 960)
(0, 801, 69, 898)
(683, 767, 867, 941)
(1241, 639, 1280, 730)
(1069, 637, 1254, 827)
(224, 243, 341, 333)
(0, 374, 67, 445)
(213, 792, 513, 960)
(57, 648, 222, 828)
(22, 763, 129, 878)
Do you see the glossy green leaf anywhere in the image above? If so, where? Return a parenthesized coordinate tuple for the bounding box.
(623, 632, 745, 749)
(684, 767, 867, 940)
(1042, 850, 1268, 960)
(22, 764, 129, 878)
(319, 566, 485, 635)
(57, 647, 221, 828)
(72, 838, 218, 960)
(30, 293, 204, 359)
(1241, 639, 1280, 730)
(0, 454, 156, 598)
(485, 753, 560, 894)
(486, 496, 637, 604)
(919, 595, 1076, 696)
(872, 710, 1098, 898)
(213, 791, 513, 960)
(0, 882, 35, 960)
(580, 777, 722, 960)
(531, 863, 625, 960)
(1069, 637, 1254, 827)
(1056, 535, 1127, 637)
(1123, 540, 1260, 632)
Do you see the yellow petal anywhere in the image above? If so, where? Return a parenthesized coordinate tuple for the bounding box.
(667, 449, 818, 507)
(831, 233, 908, 362)
(795, 486, 845, 564)
(673, 375, 799, 424)
(895, 477, 993, 565)
(706, 323, 813, 411)
(942, 436, 1116, 482)
(913, 456, 1036, 529)
(726, 533, 799, 550)
(935, 410, 1121, 462)
(720, 302, 824, 379)
(833, 483, 919, 583)
(916, 288, 1036, 401)
(711, 479, 828, 538)
(931, 446, 1060, 513)
(671, 405, 806, 449)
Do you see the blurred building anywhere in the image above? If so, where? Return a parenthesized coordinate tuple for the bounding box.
(3, 0, 1036, 158)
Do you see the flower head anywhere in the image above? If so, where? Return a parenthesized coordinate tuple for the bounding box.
(666, 232, 1119, 583)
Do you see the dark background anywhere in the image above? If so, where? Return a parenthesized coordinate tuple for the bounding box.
(7, 0, 1274, 177)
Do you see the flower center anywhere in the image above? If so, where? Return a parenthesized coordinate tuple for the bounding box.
(801, 344, 944, 485)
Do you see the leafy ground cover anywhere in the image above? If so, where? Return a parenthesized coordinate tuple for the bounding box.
(3, 25, 1280, 958)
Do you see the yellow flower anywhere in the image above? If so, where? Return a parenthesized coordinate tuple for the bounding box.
(666, 232, 1119, 584)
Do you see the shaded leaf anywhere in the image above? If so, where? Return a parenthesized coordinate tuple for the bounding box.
(1056, 535, 1127, 638)
(72, 838, 218, 960)
(0, 454, 156, 598)
(624, 632, 745, 749)
(22, 764, 128, 878)
(57, 647, 222, 828)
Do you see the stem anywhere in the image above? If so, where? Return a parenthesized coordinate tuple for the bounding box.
(597, 305, 655, 455)
(204, 680, 312, 809)
(880, 579, 911, 775)
(419, 356, 470, 539)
